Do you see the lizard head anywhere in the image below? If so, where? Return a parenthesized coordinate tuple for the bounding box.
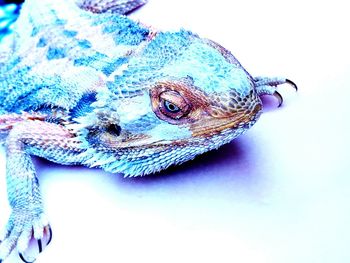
(75, 30, 263, 176)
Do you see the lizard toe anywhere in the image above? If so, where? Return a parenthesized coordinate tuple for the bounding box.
(273, 91, 284, 107)
(0, 208, 50, 262)
(255, 77, 297, 107)
(0, 213, 23, 260)
(17, 224, 52, 263)
(18, 226, 52, 263)
(286, 79, 298, 91)
(19, 252, 36, 263)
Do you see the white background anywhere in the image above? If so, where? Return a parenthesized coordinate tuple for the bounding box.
(1, 0, 350, 262)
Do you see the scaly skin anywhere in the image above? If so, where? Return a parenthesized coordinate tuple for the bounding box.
(0, 0, 296, 261)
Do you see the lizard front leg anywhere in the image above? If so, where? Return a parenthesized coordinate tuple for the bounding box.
(0, 116, 83, 262)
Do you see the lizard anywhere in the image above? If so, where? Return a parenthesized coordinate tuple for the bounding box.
(0, 0, 297, 261)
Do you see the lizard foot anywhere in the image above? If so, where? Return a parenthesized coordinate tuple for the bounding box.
(254, 77, 297, 107)
(0, 208, 52, 262)
(19, 226, 52, 263)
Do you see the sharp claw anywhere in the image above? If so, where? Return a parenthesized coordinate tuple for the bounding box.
(19, 252, 35, 263)
(273, 91, 283, 107)
(46, 226, 53, 246)
(17, 226, 51, 263)
(38, 239, 42, 253)
(286, 79, 298, 91)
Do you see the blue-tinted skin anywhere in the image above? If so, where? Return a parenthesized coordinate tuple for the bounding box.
(0, 0, 293, 261)
(0, 0, 280, 203)
(0, 3, 21, 41)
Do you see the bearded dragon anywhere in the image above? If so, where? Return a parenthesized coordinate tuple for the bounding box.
(0, 0, 296, 261)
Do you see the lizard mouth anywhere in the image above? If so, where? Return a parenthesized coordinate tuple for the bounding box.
(191, 103, 262, 137)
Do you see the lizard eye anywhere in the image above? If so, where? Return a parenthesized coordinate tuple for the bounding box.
(158, 90, 190, 120)
(162, 100, 181, 114)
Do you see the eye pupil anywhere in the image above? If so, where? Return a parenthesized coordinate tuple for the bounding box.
(164, 100, 181, 113)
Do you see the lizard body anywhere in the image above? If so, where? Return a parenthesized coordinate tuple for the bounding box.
(0, 0, 296, 261)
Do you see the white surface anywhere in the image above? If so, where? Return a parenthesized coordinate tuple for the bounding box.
(1, 0, 350, 262)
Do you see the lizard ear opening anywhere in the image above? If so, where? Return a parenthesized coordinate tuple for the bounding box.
(106, 124, 122, 136)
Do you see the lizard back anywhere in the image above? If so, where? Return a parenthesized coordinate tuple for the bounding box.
(0, 0, 150, 114)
